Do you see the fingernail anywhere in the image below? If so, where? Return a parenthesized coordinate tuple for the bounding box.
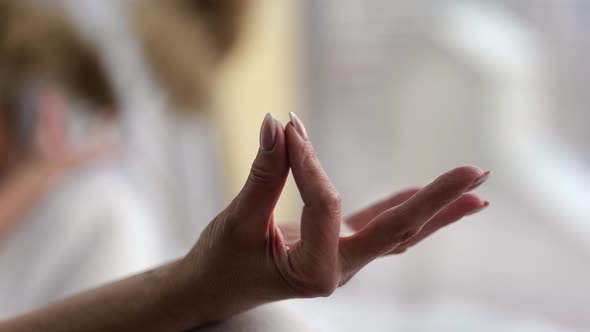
(289, 112, 309, 140)
(466, 201, 490, 216)
(260, 112, 276, 151)
(467, 170, 491, 191)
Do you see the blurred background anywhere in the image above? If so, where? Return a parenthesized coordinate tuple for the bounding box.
(0, 0, 588, 331)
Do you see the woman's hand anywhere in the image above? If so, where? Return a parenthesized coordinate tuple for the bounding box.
(180, 112, 490, 326)
(0, 112, 490, 332)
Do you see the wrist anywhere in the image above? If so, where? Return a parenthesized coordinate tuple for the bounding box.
(172, 253, 257, 328)
(141, 259, 204, 330)
(153, 258, 218, 330)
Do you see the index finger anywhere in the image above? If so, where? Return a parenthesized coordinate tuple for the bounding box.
(285, 113, 341, 268)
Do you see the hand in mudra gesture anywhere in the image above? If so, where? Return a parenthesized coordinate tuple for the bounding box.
(183, 112, 490, 324)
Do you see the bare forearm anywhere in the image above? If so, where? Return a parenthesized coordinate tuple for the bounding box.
(0, 260, 206, 332)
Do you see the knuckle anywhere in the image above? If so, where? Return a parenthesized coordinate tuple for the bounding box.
(388, 214, 419, 243)
(297, 143, 321, 174)
(248, 162, 277, 186)
(318, 190, 342, 216)
(298, 142, 316, 165)
(376, 210, 418, 247)
(386, 228, 412, 247)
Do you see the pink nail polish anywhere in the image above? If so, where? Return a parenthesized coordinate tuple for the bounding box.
(467, 171, 491, 191)
(289, 112, 309, 140)
(259, 112, 276, 150)
(466, 201, 490, 216)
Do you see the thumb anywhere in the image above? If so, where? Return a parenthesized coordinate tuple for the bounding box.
(229, 113, 289, 239)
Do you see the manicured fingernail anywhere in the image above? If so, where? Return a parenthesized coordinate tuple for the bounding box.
(260, 112, 276, 150)
(289, 112, 308, 140)
(466, 201, 490, 216)
(467, 170, 491, 191)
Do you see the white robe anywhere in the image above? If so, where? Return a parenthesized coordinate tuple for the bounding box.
(0, 166, 166, 318)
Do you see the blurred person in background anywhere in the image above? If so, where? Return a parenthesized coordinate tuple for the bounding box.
(0, 2, 166, 318)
